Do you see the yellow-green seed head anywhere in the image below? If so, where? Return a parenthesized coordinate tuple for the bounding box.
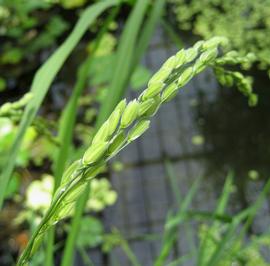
(194, 40, 204, 50)
(202, 36, 228, 50)
(120, 100, 139, 128)
(144, 95, 161, 116)
(82, 141, 108, 165)
(148, 68, 171, 85)
(185, 47, 198, 62)
(162, 55, 177, 71)
(92, 121, 110, 144)
(108, 132, 126, 156)
(161, 82, 179, 103)
(61, 160, 81, 187)
(0, 103, 12, 113)
(19, 92, 33, 105)
(62, 180, 87, 204)
(177, 67, 194, 87)
(199, 48, 218, 63)
(175, 49, 187, 68)
(248, 93, 258, 107)
(128, 120, 150, 142)
(138, 98, 155, 116)
(115, 99, 127, 113)
(193, 60, 206, 74)
(143, 82, 164, 100)
(107, 109, 121, 136)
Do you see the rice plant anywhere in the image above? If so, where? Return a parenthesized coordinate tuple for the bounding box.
(15, 35, 257, 265)
(1, 1, 267, 265)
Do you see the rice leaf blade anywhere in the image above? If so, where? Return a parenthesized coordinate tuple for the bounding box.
(0, 0, 119, 209)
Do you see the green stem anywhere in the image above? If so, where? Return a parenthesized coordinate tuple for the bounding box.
(45, 231, 55, 266)
(78, 246, 95, 266)
(17, 170, 85, 265)
(59, 7, 120, 266)
(60, 185, 90, 266)
(95, 0, 151, 128)
(44, 47, 94, 266)
(120, 238, 142, 266)
(60, 2, 166, 264)
(0, 0, 118, 210)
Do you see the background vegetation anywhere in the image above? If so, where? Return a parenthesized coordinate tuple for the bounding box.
(1, 0, 270, 265)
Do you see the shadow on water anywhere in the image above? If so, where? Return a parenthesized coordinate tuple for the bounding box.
(194, 69, 270, 208)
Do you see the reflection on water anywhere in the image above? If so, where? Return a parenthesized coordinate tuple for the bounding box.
(194, 69, 270, 207)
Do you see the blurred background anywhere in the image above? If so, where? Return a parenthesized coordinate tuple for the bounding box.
(1, 0, 270, 265)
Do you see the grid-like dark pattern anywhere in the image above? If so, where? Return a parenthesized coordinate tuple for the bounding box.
(79, 26, 270, 266)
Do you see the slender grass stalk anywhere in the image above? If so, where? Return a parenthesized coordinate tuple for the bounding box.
(240, 178, 270, 236)
(61, 187, 90, 266)
(78, 246, 95, 266)
(95, 0, 151, 128)
(197, 172, 233, 265)
(165, 160, 196, 255)
(119, 238, 142, 266)
(45, 7, 121, 266)
(167, 252, 196, 266)
(161, 19, 184, 48)
(0, 0, 119, 210)
(16, 37, 256, 265)
(61, 1, 165, 264)
(165, 160, 182, 205)
(44, 55, 94, 265)
(44, 234, 54, 266)
(154, 175, 201, 266)
(59, 8, 121, 266)
(206, 178, 270, 266)
(132, 0, 166, 68)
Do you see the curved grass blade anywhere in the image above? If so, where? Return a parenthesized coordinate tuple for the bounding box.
(206, 178, 270, 266)
(154, 175, 202, 266)
(197, 172, 233, 265)
(61, 0, 166, 263)
(57, 10, 121, 266)
(0, 0, 120, 210)
(95, 0, 151, 128)
(132, 0, 166, 67)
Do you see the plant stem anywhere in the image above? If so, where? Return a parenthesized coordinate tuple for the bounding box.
(60, 186, 90, 266)
(59, 7, 120, 266)
(0, 0, 118, 210)
(78, 246, 95, 266)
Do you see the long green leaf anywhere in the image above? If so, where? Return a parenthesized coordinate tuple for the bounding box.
(154, 176, 201, 266)
(132, 0, 166, 67)
(197, 172, 233, 265)
(0, 0, 119, 210)
(207, 178, 270, 266)
(60, 186, 90, 266)
(165, 160, 196, 254)
(58, 8, 120, 266)
(161, 19, 184, 48)
(95, 0, 150, 128)
(61, 0, 164, 263)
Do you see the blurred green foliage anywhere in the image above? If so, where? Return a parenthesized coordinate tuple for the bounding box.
(169, 0, 270, 73)
(199, 225, 270, 265)
(0, 118, 54, 168)
(0, 0, 69, 63)
(1, 1, 269, 265)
